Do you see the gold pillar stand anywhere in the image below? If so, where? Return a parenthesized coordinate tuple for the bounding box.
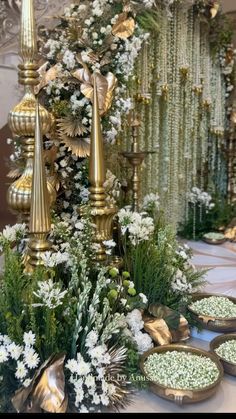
(7, 0, 54, 223)
(89, 73, 117, 262)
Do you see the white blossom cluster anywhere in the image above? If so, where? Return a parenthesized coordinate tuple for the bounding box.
(66, 331, 119, 412)
(33, 279, 68, 309)
(190, 296, 236, 318)
(118, 208, 154, 245)
(171, 268, 193, 294)
(142, 193, 160, 213)
(126, 309, 153, 354)
(215, 339, 236, 365)
(187, 187, 215, 209)
(144, 351, 220, 390)
(0, 332, 39, 386)
(1, 223, 26, 243)
(175, 243, 191, 261)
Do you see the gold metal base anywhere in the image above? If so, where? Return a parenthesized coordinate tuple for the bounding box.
(91, 206, 117, 262)
(25, 234, 51, 273)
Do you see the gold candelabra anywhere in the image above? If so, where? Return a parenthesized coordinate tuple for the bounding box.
(25, 101, 51, 272)
(89, 73, 117, 262)
(7, 0, 55, 223)
(121, 112, 149, 212)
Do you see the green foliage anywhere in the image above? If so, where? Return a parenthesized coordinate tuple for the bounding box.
(125, 347, 147, 390)
(179, 196, 236, 240)
(137, 10, 161, 33)
(0, 246, 27, 342)
(209, 13, 234, 56)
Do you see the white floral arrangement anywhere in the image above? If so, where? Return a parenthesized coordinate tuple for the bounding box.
(118, 208, 155, 245)
(142, 193, 160, 214)
(144, 351, 220, 390)
(0, 219, 148, 413)
(187, 187, 215, 210)
(126, 309, 153, 354)
(190, 296, 236, 318)
(215, 340, 236, 365)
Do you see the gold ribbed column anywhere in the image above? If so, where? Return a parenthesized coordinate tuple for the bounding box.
(89, 73, 117, 262)
(7, 0, 55, 222)
(26, 101, 51, 272)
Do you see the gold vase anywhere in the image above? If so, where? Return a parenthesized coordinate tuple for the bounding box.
(7, 0, 55, 222)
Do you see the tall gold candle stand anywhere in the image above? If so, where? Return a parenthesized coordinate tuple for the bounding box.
(121, 113, 148, 212)
(89, 73, 117, 262)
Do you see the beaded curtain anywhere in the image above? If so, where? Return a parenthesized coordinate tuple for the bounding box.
(119, 3, 227, 229)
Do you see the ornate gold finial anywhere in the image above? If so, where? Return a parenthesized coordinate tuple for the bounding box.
(89, 73, 117, 262)
(7, 0, 55, 223)
(26, 100, 51, 272)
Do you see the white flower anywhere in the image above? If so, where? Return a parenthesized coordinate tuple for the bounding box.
(2, 223, 26, 242)
(2, 335, 11, 345)
(75, 388, 84, 406)
(142, 193, 160, 212)
(15, 361, 28, 380)
(92, 394, 100, 405)
(23, 331, 36, 347)
(85, 331, 98, 349)
(76, 360, 91, 376)
(75, 221, 84, 230)
(8, 343, 23, 360)
(0, 346, 9, 363)
(126, 309, 144, 334)
(23, 378, 32, 388)
(85, 374, 96, 388)
(143, 0, 156, 8)
(89, 345, 106, 362)
(62, 49, 76, 69)
(103, 240, 116, 248)
(100, 394, 109, 406)
(66, 359, 78, 374)
(134, 331, 153, 354)
(139, 293, 148, 304)
(33, 279, 67, 309)
(79, 405, 89, 413)
(24, 347, 40, 369)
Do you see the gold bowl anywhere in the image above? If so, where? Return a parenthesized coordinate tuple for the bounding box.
(140, 344, 223, 405)
(188, 293, 236, 332)
(202, 237, 226, 245)
(210, 334, 236, 376)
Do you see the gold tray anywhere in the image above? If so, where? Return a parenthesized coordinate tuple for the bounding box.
(140, 344, 223, 405)
(210, 334, 236, 377)
(188, 293, 236, 332)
